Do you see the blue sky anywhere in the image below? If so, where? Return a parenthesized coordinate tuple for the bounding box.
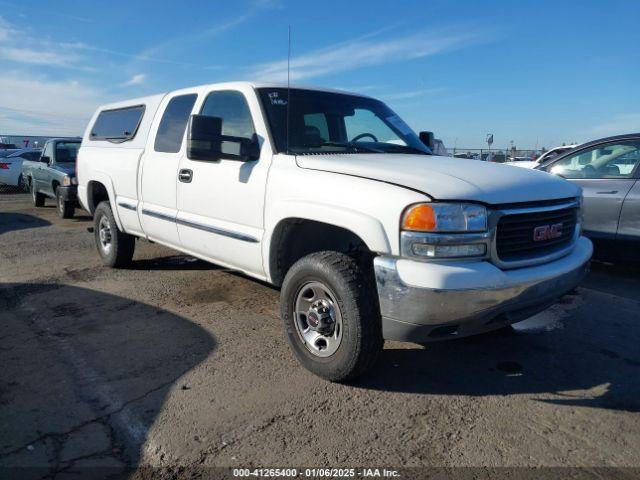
(0, 0, 638, 149)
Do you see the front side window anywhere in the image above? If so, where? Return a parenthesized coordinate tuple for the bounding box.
(200, 90, 256, 156)
(90, 105, 145, 141)
(154, 94, 197, 153)
(42, 142, 54, 159)
(549, 141, 640, 179)
(258, 88, 430, 155)
(55, 142, 80, 163)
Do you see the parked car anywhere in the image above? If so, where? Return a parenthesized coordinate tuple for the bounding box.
(506, 145, 577, 169)
(22, 138, 81, 218)
(537, 134, 640, 259)
(78, 82, 592, 381)
(0, 149, 42, 191)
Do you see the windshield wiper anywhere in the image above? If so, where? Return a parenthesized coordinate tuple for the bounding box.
(381, 144, 432, 155)
(318, 141, 383, 153)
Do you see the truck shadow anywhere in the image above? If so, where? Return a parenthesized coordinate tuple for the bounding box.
(358, 306, 640, 412)
(0, 212, 50, 235)
(129, 255, 221, 271)
(0, 283, 215, 474)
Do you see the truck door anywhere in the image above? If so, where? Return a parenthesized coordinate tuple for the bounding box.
(139, 91, 198, 247)
(176, 87, 273, 278)
(35, 141, 54, 191)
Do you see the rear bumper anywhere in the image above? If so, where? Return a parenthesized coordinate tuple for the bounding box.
(374, 236, 593, 342)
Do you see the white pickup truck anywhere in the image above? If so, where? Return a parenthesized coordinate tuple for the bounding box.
(77, 82, 592, 381)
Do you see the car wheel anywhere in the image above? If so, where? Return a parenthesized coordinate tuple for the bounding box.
(93, 201, 135, 268)
(31, 180, 45, 207)
(280, 251, 383, 382)
(56, 188, 75, 219)
(18, 174, 28, 193)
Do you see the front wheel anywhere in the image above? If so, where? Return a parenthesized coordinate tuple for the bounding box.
(56, 189, 75, 219)
(94, 201, 135, 268)
(31, 180, 45, 207)
(18, 174, 29, 192)
(280, 251, 383, 382)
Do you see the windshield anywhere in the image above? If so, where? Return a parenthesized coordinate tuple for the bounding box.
(56, 141, 80, 163)
(258, 88, 431, 155)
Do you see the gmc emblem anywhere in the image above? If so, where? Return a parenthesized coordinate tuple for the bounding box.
(533, 223, 563, 242)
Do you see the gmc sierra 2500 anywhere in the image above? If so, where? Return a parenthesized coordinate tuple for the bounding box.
(77, 82, 592, 381)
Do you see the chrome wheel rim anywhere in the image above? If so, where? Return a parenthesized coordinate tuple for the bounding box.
(294, 281, 343, 357)
(98, 216, 113, 254)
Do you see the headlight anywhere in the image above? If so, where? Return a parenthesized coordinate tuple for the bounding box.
(62, 176, 78, 186)
(402, 203, 487, 232)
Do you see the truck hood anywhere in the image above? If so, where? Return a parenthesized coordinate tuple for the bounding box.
(296, 154, 580, 204)
(53, 163, 75, 176)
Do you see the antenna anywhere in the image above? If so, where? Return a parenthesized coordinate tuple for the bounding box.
(286, 25, 291, 155)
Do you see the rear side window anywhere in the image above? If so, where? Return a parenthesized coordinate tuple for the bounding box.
(154, 94, 198, 153)
(90, 105, 145, 141)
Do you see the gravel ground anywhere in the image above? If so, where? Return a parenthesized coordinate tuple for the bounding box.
(1, 193, 639, 478)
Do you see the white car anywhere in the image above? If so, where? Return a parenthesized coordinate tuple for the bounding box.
(506, 145, 578, 169)
(77, 82, 592, 381)
(0, 148, 42, 190)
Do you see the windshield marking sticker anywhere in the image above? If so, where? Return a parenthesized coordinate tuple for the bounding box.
(268, 92, 287, 106)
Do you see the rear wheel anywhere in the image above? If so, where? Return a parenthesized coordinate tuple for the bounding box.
(280, 251, 383, 382)
(31, 180, 45, 207)
(56, 188, 75, 219)
(94, 201, 135, 268)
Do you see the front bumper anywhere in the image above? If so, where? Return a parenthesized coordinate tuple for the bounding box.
(374, 236, 593, 342)
(57, 185, 78, 204)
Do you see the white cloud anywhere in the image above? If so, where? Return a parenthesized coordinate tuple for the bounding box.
(587, 113, 640, 137)
(381, 88, 447, 101)
(0, 45, 74, 67)
(250, 29, 483, 82)
(0, 16, 85, 69)
(123, 73, 146, 86)
(0, 72, 109, 135)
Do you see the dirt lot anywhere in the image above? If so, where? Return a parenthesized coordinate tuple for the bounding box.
(1, 193, 639, 477)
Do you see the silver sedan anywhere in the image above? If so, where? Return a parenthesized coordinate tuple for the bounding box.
(538, 133, 640, 259)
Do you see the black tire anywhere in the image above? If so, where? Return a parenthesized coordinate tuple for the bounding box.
(280, 251, 383, 382)
(56, 188, 75, 219)
(18, 174, 28, 193)
(93, 201, 135, 268)
(31, 180, 45, 207)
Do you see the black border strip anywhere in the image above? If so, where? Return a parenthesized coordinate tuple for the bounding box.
(141, 208, 258, 243)
(117, 201, 137, 211)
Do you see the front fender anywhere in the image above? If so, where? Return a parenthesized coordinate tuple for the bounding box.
(263, 200, 391, 280)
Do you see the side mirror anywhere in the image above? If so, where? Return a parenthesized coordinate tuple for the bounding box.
(40, 155, 50, 164)
(187, 114, 260, 162)
(187, 114, 223, 161)
(419, 131, 435, 151)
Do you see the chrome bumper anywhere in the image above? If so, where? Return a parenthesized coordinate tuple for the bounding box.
(374, 236, 593, 342)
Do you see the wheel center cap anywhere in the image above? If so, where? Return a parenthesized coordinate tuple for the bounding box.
(307, 300, 334, 335)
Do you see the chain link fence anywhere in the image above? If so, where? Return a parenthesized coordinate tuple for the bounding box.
(445, 148, 540, 162)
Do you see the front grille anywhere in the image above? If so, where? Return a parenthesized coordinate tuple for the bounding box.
(496, 207, 577, 262)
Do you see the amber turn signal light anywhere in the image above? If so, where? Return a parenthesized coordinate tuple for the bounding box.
(402, 204, 437, 231)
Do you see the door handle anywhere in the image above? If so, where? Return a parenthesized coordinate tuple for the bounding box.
(178, 169, 193, 183)
(596, 191, 618, 194)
